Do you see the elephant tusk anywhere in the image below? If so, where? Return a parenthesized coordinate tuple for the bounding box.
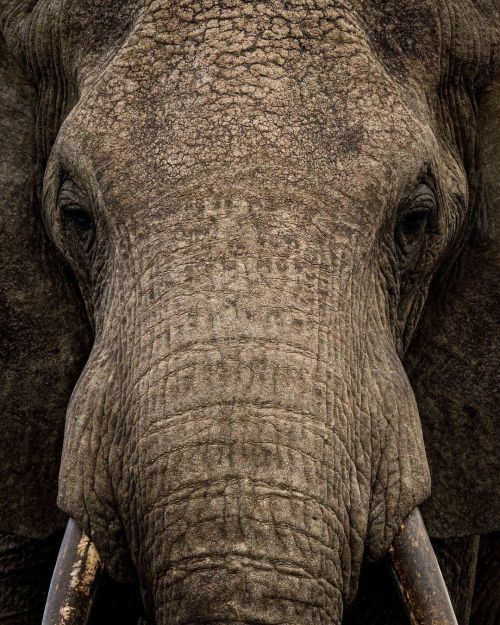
(389, 508, 458, 625)
(42, 518, 102, 625)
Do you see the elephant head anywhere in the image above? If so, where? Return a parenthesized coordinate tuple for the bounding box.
(0, 1, 498, 623)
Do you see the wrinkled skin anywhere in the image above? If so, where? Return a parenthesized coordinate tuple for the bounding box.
(0, 1, 498, 624)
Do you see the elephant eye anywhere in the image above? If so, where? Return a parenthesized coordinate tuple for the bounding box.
(59, 180, 95, 254)
(395, 184, 436, 260)
(61, 204, 95, 253)
(396, 208, 430, 246)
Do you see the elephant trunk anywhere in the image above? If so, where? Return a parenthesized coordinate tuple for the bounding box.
(127, 346, 355, 624)
(56, 193, 431, 623)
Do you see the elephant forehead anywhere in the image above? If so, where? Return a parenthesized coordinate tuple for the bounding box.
(62, 0, 439, 77)
(75, 0, 409, 129)
(59, 2, 433, 215)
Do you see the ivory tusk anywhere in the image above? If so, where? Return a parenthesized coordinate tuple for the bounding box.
(389, 508, 458, 625)
(42, 518, 102, 625)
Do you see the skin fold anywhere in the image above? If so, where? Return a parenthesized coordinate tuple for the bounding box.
(0, 1, 498, 624)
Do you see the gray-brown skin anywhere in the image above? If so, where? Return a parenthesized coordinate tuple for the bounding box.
(0, 28, 92, 624)
(0, 1, 498, 624)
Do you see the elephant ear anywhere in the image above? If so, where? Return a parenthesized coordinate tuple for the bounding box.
(405, 72, 500, 537)
(0, 24, 91, 538)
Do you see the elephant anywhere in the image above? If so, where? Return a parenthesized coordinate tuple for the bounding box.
(0, 1, 498, 624)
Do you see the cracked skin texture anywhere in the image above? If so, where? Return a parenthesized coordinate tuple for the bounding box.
(0, 1, 498, 624)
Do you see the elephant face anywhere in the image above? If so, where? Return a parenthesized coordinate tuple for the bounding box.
(1, 1, 498, 623)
